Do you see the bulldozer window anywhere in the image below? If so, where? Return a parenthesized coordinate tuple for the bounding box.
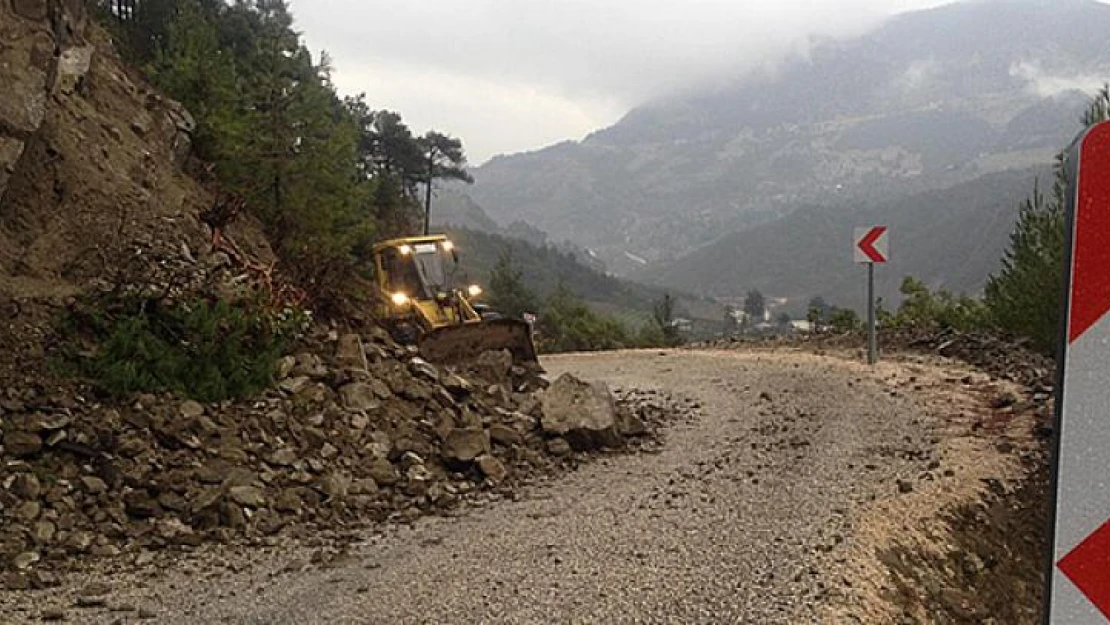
(382, 249, 424, 297)
(413, 249, 450, 292)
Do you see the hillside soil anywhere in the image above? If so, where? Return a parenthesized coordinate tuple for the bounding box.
(0, 347, 1049, 623)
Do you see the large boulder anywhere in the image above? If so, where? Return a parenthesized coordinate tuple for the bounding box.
(540, 374, 622, 450)
(338, 382, 381, 412)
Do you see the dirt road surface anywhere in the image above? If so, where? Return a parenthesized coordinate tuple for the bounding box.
(0, 348, 1042, 624)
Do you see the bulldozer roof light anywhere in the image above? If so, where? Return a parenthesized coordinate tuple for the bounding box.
(398, 244, 412, 255)
(442, 240, 454, 251)
(467, 284, 483, 297)
(391, 292, 410, 306)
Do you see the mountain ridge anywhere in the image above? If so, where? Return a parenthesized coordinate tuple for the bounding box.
(459, 0, 1110, 285)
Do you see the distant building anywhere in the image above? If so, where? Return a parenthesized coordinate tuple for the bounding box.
(668, 318, 694, 333)
(790, 320, 815, 333)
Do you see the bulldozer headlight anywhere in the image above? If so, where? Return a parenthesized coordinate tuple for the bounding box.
(391, 292, 410, 306)
(398, 244, 412, 255)
(442, 240, 454, 251)
(467, 284, 483, 297)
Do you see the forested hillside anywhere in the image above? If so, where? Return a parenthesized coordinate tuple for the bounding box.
(94, 0, 472, 311)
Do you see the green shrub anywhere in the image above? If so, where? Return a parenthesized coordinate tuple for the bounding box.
(828, 308, 861, 333)
(634, 320, 667, 348)
(892, 276, 990, 332)
(62, 294, 308, 401)
(984, 177, 1066, 353)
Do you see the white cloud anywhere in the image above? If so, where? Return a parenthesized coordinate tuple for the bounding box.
(1010, 61, 1108, 99)
(896, 58, 943, 91)
(290, 0, 960, 162)
(329, 64, 626, 164)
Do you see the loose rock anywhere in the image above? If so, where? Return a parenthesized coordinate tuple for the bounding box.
(4, 430, 43, 456)
(443, 428, 491, 463)
(477, 455, 508, 484)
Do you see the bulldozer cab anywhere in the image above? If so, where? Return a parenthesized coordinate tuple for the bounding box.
(377, 238, 455, 301)
(372, 235, 478, 330)
(371, 235, 540, 368)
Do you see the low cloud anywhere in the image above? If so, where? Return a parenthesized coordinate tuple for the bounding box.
(1010, 61, 1108, 99)
(896, 58, 943, 91)
(293, 0, 955, 162)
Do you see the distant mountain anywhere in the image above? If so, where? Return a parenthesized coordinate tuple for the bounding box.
(461, 0, 1109, 277)
(433, 187, 610, 273)
(636, 166, 1050, 313)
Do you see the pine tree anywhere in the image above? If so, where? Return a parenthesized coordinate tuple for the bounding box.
(148, 0, 242, 163)
(984, 178, 1066, 352)
(419, 130, 474, 232)
(653, 293, 682, 346)
(985, 86, 1109, 353)
(346, 99, 425, 236)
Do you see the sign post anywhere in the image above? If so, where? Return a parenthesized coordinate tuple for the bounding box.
(1046, 120, 1110, 623)
(854, 226, 889, 365)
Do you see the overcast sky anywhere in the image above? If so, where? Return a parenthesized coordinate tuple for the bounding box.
(291, 1, 969, 165)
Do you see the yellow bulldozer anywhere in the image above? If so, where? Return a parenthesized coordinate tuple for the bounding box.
(370, 234, 539, 367)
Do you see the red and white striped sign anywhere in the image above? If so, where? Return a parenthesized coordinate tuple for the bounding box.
(854, 226, 889, 263)
(1049, 121, 1110, 623)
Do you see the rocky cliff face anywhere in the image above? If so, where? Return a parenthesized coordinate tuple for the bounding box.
(0, 0, 210, 289)
(0, 1, 279, 391)
(0, 0, 86, 200)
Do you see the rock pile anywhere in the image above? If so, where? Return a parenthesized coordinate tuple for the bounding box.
(0, 327, 677, 589)
(892, 328, 1055, 388)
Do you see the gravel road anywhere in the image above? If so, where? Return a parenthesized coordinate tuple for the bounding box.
(2, 348, 1032, 624)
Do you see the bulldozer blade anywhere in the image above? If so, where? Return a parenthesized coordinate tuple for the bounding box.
(418, 319, 540, 368)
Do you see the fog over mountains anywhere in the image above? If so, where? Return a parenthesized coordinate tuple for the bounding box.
(442, 0, 1110, 308)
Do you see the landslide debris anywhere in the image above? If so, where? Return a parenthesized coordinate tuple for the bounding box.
(0, 324, 677, 590)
